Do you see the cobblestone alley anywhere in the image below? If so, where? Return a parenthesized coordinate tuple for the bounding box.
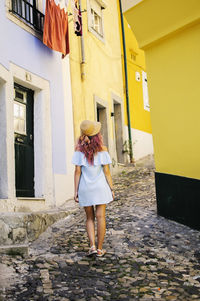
(0, 163, 200, 301)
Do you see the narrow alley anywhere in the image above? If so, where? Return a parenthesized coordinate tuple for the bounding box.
(0, 162, 200, 301)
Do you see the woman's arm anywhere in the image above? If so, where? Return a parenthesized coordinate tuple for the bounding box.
(103, 164, 115, 199)
(74, 165, 81, 202)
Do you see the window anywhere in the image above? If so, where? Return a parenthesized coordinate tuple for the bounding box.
(87, 0, 106, 41)
(131, 53, 136, 61)
(91, 8, 103, 36)
(10, 0, 44, 33)
(142, 71, 150, 111)
(14, 88, 27, 135)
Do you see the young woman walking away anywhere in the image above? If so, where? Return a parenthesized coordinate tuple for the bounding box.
(72, 120, 114, 257)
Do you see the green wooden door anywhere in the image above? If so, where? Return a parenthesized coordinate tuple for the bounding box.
(14, 84, 34, 197)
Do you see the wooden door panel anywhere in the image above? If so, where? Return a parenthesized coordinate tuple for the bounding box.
(14, 84, 34, 197)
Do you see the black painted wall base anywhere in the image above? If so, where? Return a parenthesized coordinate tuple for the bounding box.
(155, 172, 200, 231)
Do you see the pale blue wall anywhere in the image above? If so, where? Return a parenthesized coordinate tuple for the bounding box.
(0, 1, 67, 174)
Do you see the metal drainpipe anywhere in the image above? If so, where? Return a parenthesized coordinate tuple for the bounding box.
(119, 0, 133, 163)
(79, 0, 86, 80)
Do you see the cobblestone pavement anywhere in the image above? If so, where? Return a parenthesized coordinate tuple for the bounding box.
(0, 165, 200, 301)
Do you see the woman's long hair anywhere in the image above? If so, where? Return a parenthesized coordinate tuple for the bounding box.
(75, 133, 104, 165)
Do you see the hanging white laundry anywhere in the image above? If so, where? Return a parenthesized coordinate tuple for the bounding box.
(54, 0, 60, 5)
(70, 0, 79, 31)
(70, 0, 75, 9)
(54, 0, 69, 9)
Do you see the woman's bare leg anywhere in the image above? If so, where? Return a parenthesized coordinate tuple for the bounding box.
(96, 204, 106, 250)
(84, 206, 95, 247)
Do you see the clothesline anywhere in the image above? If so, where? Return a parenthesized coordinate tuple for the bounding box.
(68, 8, 87, 16)
(43, 0, 83, 58)
(52, 0, 87, 17)
(51, 0, 86, 20)
(43, 0, 70, 58)
(52, 0, 83, 32)
(54, 0, 69, 7)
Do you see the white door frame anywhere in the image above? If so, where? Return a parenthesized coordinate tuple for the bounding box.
(0, 62, 54, 210)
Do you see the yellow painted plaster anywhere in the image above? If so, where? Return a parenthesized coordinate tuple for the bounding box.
(124, 0, 200, 49)
(145, 23, 200, 180)
(69, 0, 124, 141)
(118, 11, 152, 133)
(124, 0, 200, 179)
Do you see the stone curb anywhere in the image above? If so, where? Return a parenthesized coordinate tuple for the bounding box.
(0, 199, 79, 254)
(0, 244, 29, 256)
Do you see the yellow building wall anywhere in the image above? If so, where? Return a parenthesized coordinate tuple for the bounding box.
(124, 0, 200, 180)
(145, 22, 200, 180)
(68, 0, 124, 142)
(118, 13, 152, 134)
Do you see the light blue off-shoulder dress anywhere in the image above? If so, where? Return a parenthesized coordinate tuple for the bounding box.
(72, 151, 113, 207)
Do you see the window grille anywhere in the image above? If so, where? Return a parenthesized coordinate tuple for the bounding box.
(11, 0, 44, 33)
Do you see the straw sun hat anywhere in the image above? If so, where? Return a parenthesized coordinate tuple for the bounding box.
(80, 120, 101, 137)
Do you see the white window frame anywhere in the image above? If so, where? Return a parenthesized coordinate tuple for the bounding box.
(87, 0, 106, 43)
(14, 88, 27, 136)
(14, 101, 27, 135)
(5, 0, 44, 40)
(142, 71, 150, 111)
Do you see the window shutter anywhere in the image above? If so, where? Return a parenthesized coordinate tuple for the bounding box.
(142, 71, 150, 111)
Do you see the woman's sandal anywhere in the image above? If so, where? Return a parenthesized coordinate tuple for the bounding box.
(88, 245, 97, 256)
(96, 249, 106, 257)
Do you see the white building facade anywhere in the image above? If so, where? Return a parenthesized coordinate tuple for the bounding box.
(0, 0, 74, 212)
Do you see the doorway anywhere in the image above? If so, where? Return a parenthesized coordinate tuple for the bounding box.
(113, 101, 124, 164)
(97, 104, 108, 148)
(14, 83, 34, 197)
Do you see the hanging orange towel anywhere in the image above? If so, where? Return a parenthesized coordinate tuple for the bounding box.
(43, 0, 70, 58)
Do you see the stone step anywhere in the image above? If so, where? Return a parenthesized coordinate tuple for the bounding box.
(0, 199, 79, 253)
(0, 244, 29, 256)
